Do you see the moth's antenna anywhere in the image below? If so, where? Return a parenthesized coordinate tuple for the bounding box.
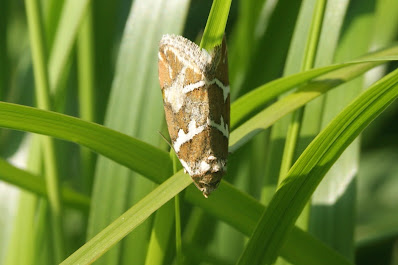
(158, 131, 175, 152)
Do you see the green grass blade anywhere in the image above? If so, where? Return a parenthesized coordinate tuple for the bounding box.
(200, 0, 232, 50)
(229, 54, 398, 152)
(231, 46, 398, 130)
(0, 69, 386, 265)
(279, 0, 326, 181)
(87, 1, 191, 264)
(1, 54, 397, 188)
(0, 95, 354, 265)
(307, 1, 379, 259)
(228, 0, 266, 95)
(0, 102, 172, 183)
(237, 68, 398, 265)
(144, 200, 175, 265)
(0, 0, 8, 100)
(183, 181, 353, 265)
(48, 0, 90, 91)
(60, 171, 192, 265)
(25, 0, 64, 261)
(229, 0, 302, 100)
(4, 191, 39, 265)
(0, 158, 90, 210)
(77, 5, 96, 193)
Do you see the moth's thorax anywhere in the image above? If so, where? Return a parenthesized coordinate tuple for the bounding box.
(158, 34, 230, 197)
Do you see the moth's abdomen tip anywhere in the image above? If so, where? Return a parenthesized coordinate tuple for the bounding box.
(193, 173, 222, 198)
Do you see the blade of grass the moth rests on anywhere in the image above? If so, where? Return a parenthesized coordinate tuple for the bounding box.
(198, 0, 245, 262)
(61, 172, 192, 265)
(87, 0, 190, 264)
(0, 101, 171, 183)
(200, 0, 231, 50)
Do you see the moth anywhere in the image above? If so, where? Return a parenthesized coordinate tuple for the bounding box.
(158, 34, 230, 197)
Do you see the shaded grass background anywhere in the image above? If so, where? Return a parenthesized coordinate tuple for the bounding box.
(0, 0, 398, 265)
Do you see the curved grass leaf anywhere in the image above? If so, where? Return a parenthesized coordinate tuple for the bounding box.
(60, 171, 192, 265)
(0, 158, 90, 210)
(237, 69, 398, 265)
(183, 182, 353, 265)
(1, 53, 397, 183)
(0, 101, 353, 265)
(231, 47, 398, 130)
(230, 54, 398, 152)
(0, 102, 172, 183)
(1, 51, 397, 265)
(0, 99, 354, 265)
(88, 1, 191, 264)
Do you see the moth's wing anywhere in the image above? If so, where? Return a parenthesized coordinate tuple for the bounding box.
(158, 35, 210, 145)
(158, 35, 230, 198)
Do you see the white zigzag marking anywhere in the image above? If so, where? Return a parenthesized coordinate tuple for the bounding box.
(212, 79, 229, 101)
(161, 36, 229, 112)
(182, 78, 230, 102)
(173, 116, 228, 155)
(180, 158, 227, 176)
(173, 120, 205, 153)
(182, 80, 206, 94)
(207, 116, 229, 138)
(164, 65, 188, 112)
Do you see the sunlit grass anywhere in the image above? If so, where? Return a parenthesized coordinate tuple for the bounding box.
(0, 1, 397, 265)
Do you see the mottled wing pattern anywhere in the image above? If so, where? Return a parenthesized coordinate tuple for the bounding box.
(158, 35, 230, 197)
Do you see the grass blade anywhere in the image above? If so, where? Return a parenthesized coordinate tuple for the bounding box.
(230, 54, 398, 152)
(200, 0, 232, 50)
(25, 0, 64, 260)
(231, 46, 398, 130)
(0, 102, 172, 183)
(48, 0, 90, 91)
(237, 68, 398, 265)
(60, 172, 192, 265)
(0, 158, 90, 210)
